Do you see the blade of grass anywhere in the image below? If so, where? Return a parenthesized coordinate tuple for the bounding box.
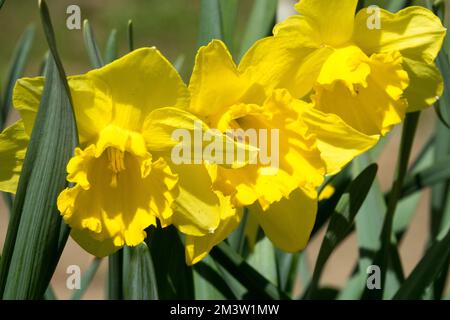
(83, 20, 104, 69)
(238, 0, 278, 60)
(71, 258, 102, 300)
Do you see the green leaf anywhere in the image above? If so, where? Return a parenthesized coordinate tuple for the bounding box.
(306, 163, 378, 299)
(363, 0, 409, 12)
(338, 154, 386, 299)
(393, 223, 450, 299)
(247, 237, 278, 286)
(194, 256, 237, 299)
(198, 0, 222, 47)
(435, 52, 450, 128)
(396, 156, 450, 199)
(147, 226, 194, 299)
(363, 112, 420, 300)
(104, 29, 118, 64)
(127, 20, 134, 52)
(108, 250, 123, 300)
(0, 0, 5, 10)
(83, 20, 104, 69)
(219, 0, 238, 53)
(0, 1, 78, 298)
(71, 258, 102, 300)
(1, 25, 35, 129)
(239, 0, 278, 60)
(211, 242, 289, 299)
(122, 243, 158, 300)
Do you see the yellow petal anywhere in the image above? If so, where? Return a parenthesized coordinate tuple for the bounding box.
(402, 58, 443, 112)
(354, 6, 446, 63)
(0, 120, 29, 194)
(189, 40, 260, 117)
(239, 36, 333, 99)
(295, 98, 379, 175)
(185, 205, 242, 265)
(170, 164, 227, 236)
(319, 184, 335, 201)
(251, 187, 317, 252)
(57, 143, 178, 256)
(313, 50, 409, 136)
(70, 228, 121, 257)
(12, 77, 44, 137)
(293, 0, 358, 47)
(13, 48, 189, 145)
(209, 90, 325, 209)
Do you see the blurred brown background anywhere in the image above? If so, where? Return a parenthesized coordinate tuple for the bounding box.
(0, 0, 448, 299)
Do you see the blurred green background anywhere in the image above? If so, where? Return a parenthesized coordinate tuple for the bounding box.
(0, 0, 256, 83)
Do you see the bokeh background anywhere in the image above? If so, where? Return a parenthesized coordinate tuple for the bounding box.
(0, 0, 447, 299)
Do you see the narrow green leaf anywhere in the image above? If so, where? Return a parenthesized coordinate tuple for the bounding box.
(194, 256, 237, 299)
(127, 20, 134, 52)
(238, 0, 278, 60)
(44, 285, 57, 300)
(71, 258, 102, 300)
(0, 0, 78, 299)
(108, 250, 123, 300)
(211, 242, 289, 300)
(83, 20, 104, 69)
(148, 226, 194, 299)
(1, 25, 35, 129)
(363, 0, 409, 12)
(104, 29, 118, 64)
(393, 223, 450, 299)
(198, 0, 222, 47)
(396, 156, 450, 199)
(247, 237, 278, 286)
(228, 208, 249, 255)
(363, 112, 420, 300)
(218, 0, 238, 53)
(122, 244, 158, 300)
(305, 164, 378, 299)
(0, 0, 5, 10)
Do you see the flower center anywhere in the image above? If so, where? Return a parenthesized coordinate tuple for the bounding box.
(107, 148, 126, 174)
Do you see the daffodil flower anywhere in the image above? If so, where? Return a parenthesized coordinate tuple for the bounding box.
(183, 40, 378, 264)
(0, 48, 235, 257)
(242, 0, 445, 137)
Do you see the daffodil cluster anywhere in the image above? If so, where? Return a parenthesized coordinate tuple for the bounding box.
(0, 0, 445, 265)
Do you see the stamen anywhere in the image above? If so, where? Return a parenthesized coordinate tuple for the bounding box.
(107, 148, 126, 173)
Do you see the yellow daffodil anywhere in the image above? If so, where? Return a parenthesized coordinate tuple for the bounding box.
(242, 0, 445, 137)
(0, 48, 235, 257)
(183, 40, 378, 264)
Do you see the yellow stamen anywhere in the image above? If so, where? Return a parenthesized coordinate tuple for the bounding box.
(107, 148, 126, 173)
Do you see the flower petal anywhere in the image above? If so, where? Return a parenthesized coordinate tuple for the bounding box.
(57, 144, 178, 256)
(185, 206, 242, 265)
(313, 51, 409, 136)
(293, 0, 357, 47)
(239, 37, 333, 99)
(0, 120, 29, 193)
(402, 58, 443, 112)
(189, 40, 261, 117)
(252, 187, 317, 252)
(209, 90, 325, 210)
(170, 164, 230, 236)
(354, 6, 446, 63)
(295, 99, 379, 175)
